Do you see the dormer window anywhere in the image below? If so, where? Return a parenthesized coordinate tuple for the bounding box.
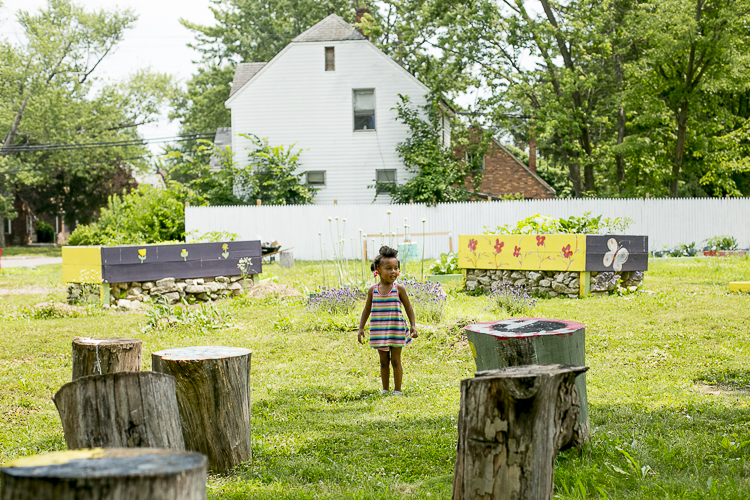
(353, 89, 375, 130)
(325, 47, 335, 71)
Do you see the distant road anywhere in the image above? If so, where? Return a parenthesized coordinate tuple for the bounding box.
(1, 256, 63, 268)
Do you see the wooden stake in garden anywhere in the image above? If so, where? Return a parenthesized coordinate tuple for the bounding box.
(1, 448, 207, 500)
(152, 346, 252, 472)
(53, 372, 184, 450)
(452, 364, 588, 500)
(71, 337, 142, 380)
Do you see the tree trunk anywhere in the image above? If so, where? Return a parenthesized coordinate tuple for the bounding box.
(71, 337, 142, 380)
(464, 318, 589, 441)
(0, 448, 206, 500)
(152, 346, 253, 472)
(615, 53, 626, 193)
(53, 372, 185, 450)
(671, 101, 689, 197)
(452, 364, 588, 500)
(0, 93, 30, 157)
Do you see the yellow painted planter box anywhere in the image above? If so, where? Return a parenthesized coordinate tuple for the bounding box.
(729, 282, 750, 293)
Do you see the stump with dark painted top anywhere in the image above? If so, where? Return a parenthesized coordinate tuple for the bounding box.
(152, 346, 252, 472)
(0, 448, 207, 500)
(53, 371, 184, 450)
(71, 337, 142, 380)
(465, 318, 589, 440)
(452, 364, 588, 500)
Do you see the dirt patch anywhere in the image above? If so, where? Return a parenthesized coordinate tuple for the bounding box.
(694, 383, 750, 396)
(245, 282, 303, 299)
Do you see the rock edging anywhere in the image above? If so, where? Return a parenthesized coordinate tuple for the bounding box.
(465, 269, 644, 297)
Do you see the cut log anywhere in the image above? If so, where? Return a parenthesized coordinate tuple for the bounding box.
(53, 372, 184, 450)
(152, 346, 252, 472)
(452, 364, 588, 500)
(1, 448, 207, 500)
(464, 317, 589, 441)
(71, 336, 142, 380)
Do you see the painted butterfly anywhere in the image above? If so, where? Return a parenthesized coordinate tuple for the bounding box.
(603, 238, 629, 272)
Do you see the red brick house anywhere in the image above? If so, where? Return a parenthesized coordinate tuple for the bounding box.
(464, 137, 556, 200)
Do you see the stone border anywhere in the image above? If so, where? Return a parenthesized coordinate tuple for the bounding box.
(464, 269, 644, 297)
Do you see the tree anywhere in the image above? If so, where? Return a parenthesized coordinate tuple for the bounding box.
(377, 95, 489, 205)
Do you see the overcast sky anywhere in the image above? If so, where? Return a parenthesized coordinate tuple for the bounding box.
(0, 0, 215, 151)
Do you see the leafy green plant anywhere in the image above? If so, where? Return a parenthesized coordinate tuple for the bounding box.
(400, 276, 447, 323)
(703, 235, 739, 251)
(486, 282, 537, 316)
(486, 212, 632, 235)
(142, 296, 232, 333)
(428, 252, 460, 275)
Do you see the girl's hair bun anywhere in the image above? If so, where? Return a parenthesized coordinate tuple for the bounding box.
(379, 245, 398, 258)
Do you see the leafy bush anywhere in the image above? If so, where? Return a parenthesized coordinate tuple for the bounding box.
(704, 235, 739, 251)
(68, 183, 204, 246)
(307, 287, 362, 315)
(486, 212, 632, 235)
(35, 220, 54, 243)
(428, 252, 460, 275)
(400, 277, 447, 323)
(142, 297, 232, 333)
(486, 282, 537, 316)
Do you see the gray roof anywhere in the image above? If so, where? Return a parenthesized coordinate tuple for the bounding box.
(229, 62, 267, 97)
(210, 127, 232, 171)
(292, 14, 366, 43)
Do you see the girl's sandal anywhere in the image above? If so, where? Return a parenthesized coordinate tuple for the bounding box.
(393, 390, 403, 396)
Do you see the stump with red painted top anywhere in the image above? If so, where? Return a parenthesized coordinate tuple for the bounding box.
(465, 318, 589, 441)
(452, 364, 588, 500)
(151, 346, 252, 472)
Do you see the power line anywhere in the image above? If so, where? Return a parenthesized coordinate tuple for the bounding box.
(1, 132, 215, 154)
(0, 156, 150, 176)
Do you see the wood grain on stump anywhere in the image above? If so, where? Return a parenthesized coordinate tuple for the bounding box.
(1, 448, 207, 500)
(452, 364, 588, 500)
(71, 337, 142, 380)
(465, 318, 589, 441)
(151, 346, 252, 472)
(53, 372, 184, 450)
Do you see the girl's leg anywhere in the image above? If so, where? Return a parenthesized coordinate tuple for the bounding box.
(378, 349, 391, 391)
(390, 347, 403, 392)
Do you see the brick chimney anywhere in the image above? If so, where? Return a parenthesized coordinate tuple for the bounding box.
(355, 5, 370, 39)
(528, 132, 537, 172)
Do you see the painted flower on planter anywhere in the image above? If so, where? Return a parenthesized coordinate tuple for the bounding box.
(468, 238, 478, 251)
(222, 243, 229, 259)
(562, 244, 574, 259)
(464, 238, 480, 267)
(137, 248, 147, 264)
(536, 235, 546, 247)
(513, 246, 521, 258)
(181, 249, 188, 261)
(494, 239, 504, 254)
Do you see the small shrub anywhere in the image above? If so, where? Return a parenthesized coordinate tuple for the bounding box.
(428, 252, 460, 275)
(703, 235, 739, 251)
(142, 297, 232, 333)
(19, 302, 94, 319)
(486, 281, 537, 316)
(400, 276, 447, 323)
(486, 212, 632, 235)
(306, 287, 362, 315)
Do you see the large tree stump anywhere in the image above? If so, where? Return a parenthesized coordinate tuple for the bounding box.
(53, 372, 184, 450)
(151, 346, 252, 472)
(71, 337, 142, 380)
(453, 364, 588, 500)
(1, 448, 207, 500)
(465, 318, 589, 440)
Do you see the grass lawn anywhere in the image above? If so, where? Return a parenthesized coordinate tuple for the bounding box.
(1, 246, 62, 258)
(0, 257, 748, 499)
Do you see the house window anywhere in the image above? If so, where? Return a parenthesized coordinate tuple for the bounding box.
(353, 89, 375, 130)
(465, 151, 486, 171)
(307, 171, 326, 185)
(376, 169, 396, 192)
(4, 218, 11, 234)
(325, 47, 335, 71)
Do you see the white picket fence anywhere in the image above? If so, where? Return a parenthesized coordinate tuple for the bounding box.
(185, 198, 750, 261)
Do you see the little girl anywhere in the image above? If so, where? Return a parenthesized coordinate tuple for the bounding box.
(358, 246, 418, 396)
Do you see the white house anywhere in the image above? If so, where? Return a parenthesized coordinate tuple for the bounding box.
(224, 14, 452, 204)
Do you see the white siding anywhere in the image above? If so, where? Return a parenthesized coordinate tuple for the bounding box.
(186, 198, 750, 261)
(227, 40, 430, 204)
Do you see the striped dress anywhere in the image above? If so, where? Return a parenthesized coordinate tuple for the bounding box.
(369, 283, 412, 351)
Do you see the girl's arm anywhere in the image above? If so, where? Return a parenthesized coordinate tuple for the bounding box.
(358, 286, 374, 344)
(398, 284, 418, 338)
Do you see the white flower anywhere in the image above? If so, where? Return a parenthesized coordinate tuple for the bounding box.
(335, 216, 339, 220)
(421, 218, 426, 223)
(358, 228, 362, 232)
(387, 210, 392, 215)
(343, 218, 347, 222)
(328, 217, 332, 221)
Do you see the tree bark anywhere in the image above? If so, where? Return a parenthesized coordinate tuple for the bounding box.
(465, 318, 589, 441)
(0, 94, 30, 157)
(671, 101, 689, 197)
(71, 337, 142, 380)
(152, 346, 253, 472)
(615, 53, 626, 193)
(452, 364, 588, 500)
(53, 372, 185, 450)
(0, 448, 206, 500)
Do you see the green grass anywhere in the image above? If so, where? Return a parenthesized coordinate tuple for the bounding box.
(0, 258, 749, 498)
(1, 246, 61, 258)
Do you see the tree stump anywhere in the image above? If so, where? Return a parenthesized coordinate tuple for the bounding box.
(53, 372, 184, 450)
(1, 448, 207, 500)
(151, 346, 252, 472)
(465, 318, 589, 440)
(71, 337, 142, 380)
(452, 364, 588, 500)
